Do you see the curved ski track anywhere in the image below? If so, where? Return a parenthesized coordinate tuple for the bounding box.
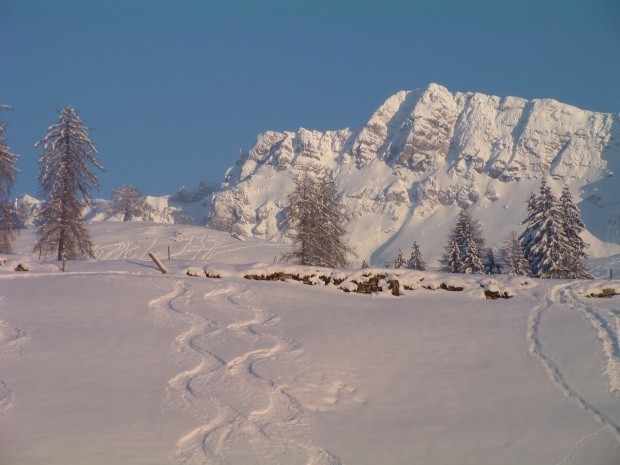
(150, 280, 343, 465)
(0, 297, 28, 414)
(527, 281, 620, 462)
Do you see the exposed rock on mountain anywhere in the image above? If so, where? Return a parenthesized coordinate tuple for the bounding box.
(208, 83, 620, 265)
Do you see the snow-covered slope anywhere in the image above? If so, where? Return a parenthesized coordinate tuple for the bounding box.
(208, 83, 620, 265)
(0, 223, 619, 465)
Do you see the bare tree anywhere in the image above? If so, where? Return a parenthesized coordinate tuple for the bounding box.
(34, 106, 104, 260)
(283, 171, 319, 265)
(284, 170, 354, 268)
(0, 105, 19, 253)
(106, 184, 151, 221)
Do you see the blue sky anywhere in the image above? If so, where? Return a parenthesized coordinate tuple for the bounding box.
(1, 0, 619, 198)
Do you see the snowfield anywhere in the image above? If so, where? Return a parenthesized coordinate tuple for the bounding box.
(0, 223, 619, 465)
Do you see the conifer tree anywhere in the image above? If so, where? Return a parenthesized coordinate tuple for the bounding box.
(520, 180, 581, 279)
(406, 241, 426, 270)
(34, 106, 104, 260)
(445, 239, 463, 273)
(106, 184, 151, 221)
(361, 260, 370, 269)
(440, 210, 486, 273)
(394, 249, 406, 268)
(315, 171, 355, 268)
(483, 248, 501, 274)
(558, 186, 591, 278)
(499, 231, 530, 276)
(0, 106, 19, 253)
(284, 170, 354, 268)
(462, 233, 485, 274)
(284, 172, 317, 265)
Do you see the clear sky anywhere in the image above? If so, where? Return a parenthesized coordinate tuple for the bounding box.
(1, 0, 619, 198)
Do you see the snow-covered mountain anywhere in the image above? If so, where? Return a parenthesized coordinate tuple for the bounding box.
(208, 83, 620, 265)
(13, 179, 218, 227)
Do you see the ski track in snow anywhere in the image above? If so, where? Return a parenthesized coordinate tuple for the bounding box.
(0, 297, 28, 414)
(149, 279, 343, 465)
(528, 282, 620, 462)
(91, 228, 284, 263)
(554, 425, 609, 465)
(558, 285, 620, 395)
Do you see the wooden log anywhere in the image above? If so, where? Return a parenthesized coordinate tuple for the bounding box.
(148, 252, 168, 274)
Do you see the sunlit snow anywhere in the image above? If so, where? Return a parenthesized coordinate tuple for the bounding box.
(0, 223, 619, 465)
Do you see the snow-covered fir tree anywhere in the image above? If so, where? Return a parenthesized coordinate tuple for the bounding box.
(361, 260, 370, 269)
(462, 233, 485, 274)
(406, 242, 426, 270)
(284, 170, 354, 268)
(0, 106, 19, 253)
(106, 184, 151, 221)
(483, 248, 501, 274)
(34, 106, 104, 260)
(499, 231, 530, 276)
(558, 186, 591, 279)
(444, 239, 463, 273)
(440, 210, 486, 274)
(519, 180, 589, 279)
(394, 249, 406, 268)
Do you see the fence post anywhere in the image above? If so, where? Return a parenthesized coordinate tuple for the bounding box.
(148, 252, 168, 274)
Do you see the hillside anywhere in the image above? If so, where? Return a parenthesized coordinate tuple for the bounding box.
(1, 223, 619, 465)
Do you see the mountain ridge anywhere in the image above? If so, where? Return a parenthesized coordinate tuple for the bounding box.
(12, 83, 620, 266)
(208, 83, 620, 265)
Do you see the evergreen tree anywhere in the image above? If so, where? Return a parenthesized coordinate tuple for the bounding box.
(284, 170, 354, 268)
(0, 106, 18, 253)
(106, 184, 151, 221)
(394, 249, 406, 268)
(558, 186, 591, 279)
(520, 180, 572, 278)
(520, 191, 540, 267)
(284, 172, 317, 265)
(445, 239, 463, 273)
(315, 171, 355, 268)
(34, 106, 104, 260)
(440, 210, 485, 273)
(406, 241, 426, 270)
(499, 231, 530, 276)
(483, 248, 501, 274)
(361, 260, 370, 269)
(462, 233, 485, 274)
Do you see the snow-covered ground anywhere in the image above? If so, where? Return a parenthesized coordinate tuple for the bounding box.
(1, 223, 619, 465)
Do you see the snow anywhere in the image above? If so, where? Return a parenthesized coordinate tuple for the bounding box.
(208, 83, 620, 267)
(0, 222, 619, 464)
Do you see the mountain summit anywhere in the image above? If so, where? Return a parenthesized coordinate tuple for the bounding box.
(208, 83, 620, 266)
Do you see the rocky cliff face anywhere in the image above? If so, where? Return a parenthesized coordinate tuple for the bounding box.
(210, 83, 620, 265)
